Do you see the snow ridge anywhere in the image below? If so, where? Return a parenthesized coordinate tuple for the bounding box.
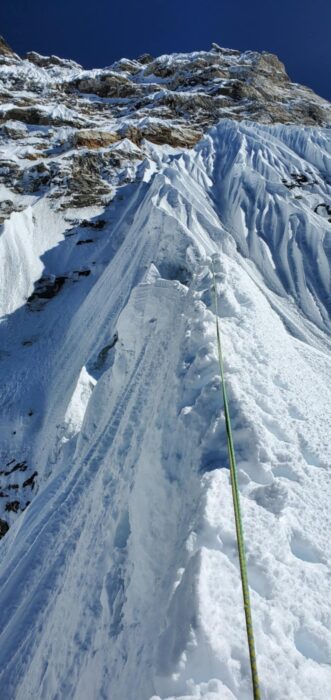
(0, 40, 331, 700)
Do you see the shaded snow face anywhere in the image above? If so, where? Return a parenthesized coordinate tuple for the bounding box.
(0, 117, 331, 700)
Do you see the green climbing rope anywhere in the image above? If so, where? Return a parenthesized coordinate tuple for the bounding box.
(211, 261, 261, 700)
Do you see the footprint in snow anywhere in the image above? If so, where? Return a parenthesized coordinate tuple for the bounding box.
(272, 373, 289, 391)
(234, 288, 253, 308)
(290, 531, 325, 565)
(288, 404, 305, 421)
(262, 415, 291, 443)
(247, 560, 274, 599)
(254, 395, 274, 416)
(272, 462, 300, 482)
(238, 458, 273, 485)
(250, 480, 288, 515)
(295, 627, 331, 664)
(299, 438, 325, 469)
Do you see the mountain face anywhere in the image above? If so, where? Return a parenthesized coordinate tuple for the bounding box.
(0, 38, 330, 700)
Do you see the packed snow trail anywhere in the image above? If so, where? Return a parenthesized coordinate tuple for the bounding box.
(0, 121, 330, 700)
(211, 259, 261, 700)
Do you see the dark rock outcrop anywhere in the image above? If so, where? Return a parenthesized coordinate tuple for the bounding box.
(0, 36, 16, 57)
(74, 129, 121, 149)
(0, 519, 9, 538)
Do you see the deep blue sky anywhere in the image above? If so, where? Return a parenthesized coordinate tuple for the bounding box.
(1, 0, 330, 99)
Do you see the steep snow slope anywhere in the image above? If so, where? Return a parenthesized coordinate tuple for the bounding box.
(0, 118, 330, 700)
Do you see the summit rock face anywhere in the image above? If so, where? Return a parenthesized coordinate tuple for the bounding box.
(0, 41, 330, 135)
(0, 40, 330, 700)
(0, 41, 330, 216)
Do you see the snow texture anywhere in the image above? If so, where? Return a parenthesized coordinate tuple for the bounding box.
(0, 118, 331, 700)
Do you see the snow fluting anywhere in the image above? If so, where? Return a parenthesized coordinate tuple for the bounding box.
(0, 42, 331, 700)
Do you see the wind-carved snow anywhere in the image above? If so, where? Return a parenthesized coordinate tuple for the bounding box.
(0, 121, 330, 700)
